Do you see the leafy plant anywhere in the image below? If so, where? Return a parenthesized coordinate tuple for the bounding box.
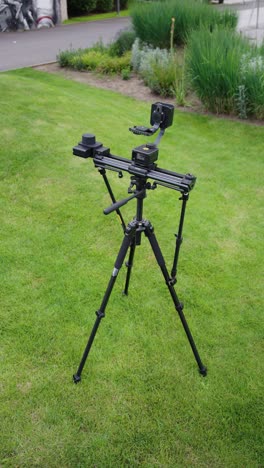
(131, 40, 186, 100)
(61, 49, 131, 73)
(119, 0, 128, 7)
(134, 44, 175, 96)
(67, 0, 96, 15)
(57, 47, 91, 67)
(130, 37, 143, 72)
(121, 67, 131, 80)
(57, 42, 131, 74)
(96, 0, 113, 12)
(109, 29, 137, 57)
(236, 85, 248, 119)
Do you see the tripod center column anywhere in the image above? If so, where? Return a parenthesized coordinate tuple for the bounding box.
(134, 176, 148, 222)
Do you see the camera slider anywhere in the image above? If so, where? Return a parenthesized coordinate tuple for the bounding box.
(73, 134, 196, 193)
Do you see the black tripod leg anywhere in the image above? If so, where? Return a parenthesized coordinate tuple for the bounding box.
(73, 311, 104, 383)
(171, 192, 189, 281)
(123, 238, 136, 296)
(98, 168, 126, 232)
(145, 221, 207, 376)
(73, 227, 135, 383)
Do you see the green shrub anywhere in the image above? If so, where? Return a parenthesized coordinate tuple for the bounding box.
(109, 29, 137, 56)
(57, 48, 91, 67)
(120, 0, 128, 7)
(95, 51, 131, 73)
(186, 28, 264, 119)
(259, 41, 264, 56)
(121, 67, 131, 80)
(130, 37, 142, 72)
(68, 0, 96, 15)
(57, 49, 76, 67)
(96, 0, 113, 12)
(236, 85, 248, 119)
(58, 48, 131, 74)
(90, 39, 109, 53)
(71, 50, 102, 70)
(186, 28, 251, 114)
(130, 0, 237, 48)
(240, 52, 264, 119)
(137, 46, 176, 96)
(145, 58, 177, 97)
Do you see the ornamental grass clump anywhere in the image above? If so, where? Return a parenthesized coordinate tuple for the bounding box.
(186, 28, 251, 114)
(187, 28, 264, 119)
(239, 52, 264, 120)
(130, 0, 237, 48)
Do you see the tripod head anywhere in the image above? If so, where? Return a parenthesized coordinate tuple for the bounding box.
(129, 102, 174, 139)
(129, 102, 174, 161)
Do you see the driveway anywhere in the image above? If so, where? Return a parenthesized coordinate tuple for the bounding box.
(0, 17, 130, 72)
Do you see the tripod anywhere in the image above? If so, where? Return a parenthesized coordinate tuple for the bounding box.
(73, 174, 207, 383)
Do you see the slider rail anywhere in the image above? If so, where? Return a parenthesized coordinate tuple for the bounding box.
(93, 152, 196, 194)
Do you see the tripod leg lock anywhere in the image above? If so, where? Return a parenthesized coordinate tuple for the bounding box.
(175, 234, 183, 246)
(168, 277, 177, 286)
(96, 310, 105, 319)
(176, 301, 184, 313)
(199, 366, 207, 377)
(73, 373, 81, 384)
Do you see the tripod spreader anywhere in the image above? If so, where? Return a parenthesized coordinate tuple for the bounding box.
(98, 168, 126, 231)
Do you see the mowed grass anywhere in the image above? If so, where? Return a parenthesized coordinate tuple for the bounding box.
(0, 68, 263, 467)
(63, 9, 129, 24)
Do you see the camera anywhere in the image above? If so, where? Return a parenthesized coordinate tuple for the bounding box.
(150, 102, 174, 129)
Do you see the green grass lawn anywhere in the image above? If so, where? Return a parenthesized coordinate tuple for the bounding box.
(63, 9, 129, 24)
(0, 68, 263, 467)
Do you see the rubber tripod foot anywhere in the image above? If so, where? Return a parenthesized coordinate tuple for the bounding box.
(73, 374, 81, 384)
(199, 366, 207, 377)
